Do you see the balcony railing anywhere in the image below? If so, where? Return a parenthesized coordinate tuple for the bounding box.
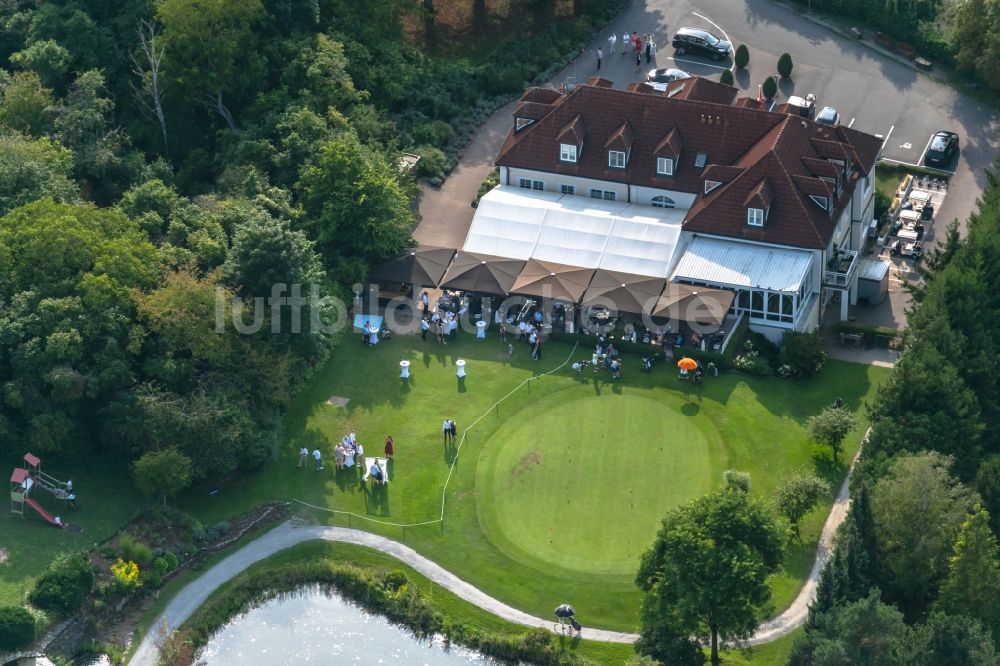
(823, 248, 859, 288)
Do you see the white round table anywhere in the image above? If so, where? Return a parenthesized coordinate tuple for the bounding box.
(399, 360, 410, 379)
(476, 320, 487, 339)
(456, 359, 466, 378)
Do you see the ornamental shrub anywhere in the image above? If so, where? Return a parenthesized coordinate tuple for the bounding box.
(111, 559, 142, 594)
(777, 52, 794, 78)
(779, 331, 827, 377)
(0, 606, 35, 650)
(28, 551, 94, 616)
(735, 44, 750, 69)
(762, 76, 778, 100)
(415, 145, 448, 180)
(118, 535, 153, 567)
(720, 69, 735, 86)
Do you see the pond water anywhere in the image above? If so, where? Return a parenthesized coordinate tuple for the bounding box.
(198, 587, 500, 665)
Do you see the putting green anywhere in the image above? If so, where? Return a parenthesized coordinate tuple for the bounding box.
(478, 388, 724, 576)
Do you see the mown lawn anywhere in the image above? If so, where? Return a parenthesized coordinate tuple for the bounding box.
(0, 456, 142, 607)
(177, 333, 886, 634)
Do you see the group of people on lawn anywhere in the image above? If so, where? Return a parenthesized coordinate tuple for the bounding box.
(593, 342, 622, 379)
(297, 430, 394, 484)
(505, 315, 543, 360)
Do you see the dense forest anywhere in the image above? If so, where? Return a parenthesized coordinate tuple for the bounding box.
(782, 163, 1000, 665)
(0, 0, 619, 480)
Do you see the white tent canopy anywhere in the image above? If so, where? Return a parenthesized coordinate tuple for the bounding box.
(462, 187, 555, 259)
(601, 214, 683, 276)
(671, 236, 812, 293)
(463, 187, 685, 278)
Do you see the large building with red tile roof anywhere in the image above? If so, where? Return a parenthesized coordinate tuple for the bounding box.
(463, 77, 883, 339)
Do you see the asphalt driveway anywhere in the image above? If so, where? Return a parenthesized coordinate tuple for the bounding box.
(573, 0, 998, 238)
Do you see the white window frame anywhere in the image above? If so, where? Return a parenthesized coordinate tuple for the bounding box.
(656, 157, 674, 176)
(650, 195, 676, 209)
(559, 184, 575, 195)
(560, 143, 577, 163)
(704, 180, 721, 195)
(747, 207, 765, 227)
(519, 178, 544, 191)
(608, 150, 626, 168)
(590, 188, 616, 201)
(809, 195, 828, 211)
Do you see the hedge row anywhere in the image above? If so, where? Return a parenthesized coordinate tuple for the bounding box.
(836, 321, 902, 347)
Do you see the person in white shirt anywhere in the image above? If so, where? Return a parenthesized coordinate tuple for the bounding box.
(443, 419, 450, 444)
(608, 32, 617, 54)
(297, 447, 308, 468)
(622, 31, 629, 55)
(313, 448, 323, 470)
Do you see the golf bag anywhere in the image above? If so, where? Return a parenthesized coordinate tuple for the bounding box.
(570, 618, 582, 633)
(572, 359, 590, 374)
(641, 353, 659, 373)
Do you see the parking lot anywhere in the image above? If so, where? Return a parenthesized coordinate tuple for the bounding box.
(585, 0, 999, 240)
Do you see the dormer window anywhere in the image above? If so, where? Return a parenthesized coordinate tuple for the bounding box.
(809, 195, 829, 211)
(747, 207, 766, 227)
(608, 150, 626, 168)
(704, 180, 722, 195)
(560, 143, 577, 163)
(656, 157, 674, 176)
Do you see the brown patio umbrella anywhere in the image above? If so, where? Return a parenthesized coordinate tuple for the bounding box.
(439, 251, 526, 294)
(370, 246, 456, 287)
(581, 270, 666, 315)
(510, 259, 595, 302)
(653, 283, 735, 327)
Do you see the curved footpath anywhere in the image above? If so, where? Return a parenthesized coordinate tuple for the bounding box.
(130, 462, 853, 665)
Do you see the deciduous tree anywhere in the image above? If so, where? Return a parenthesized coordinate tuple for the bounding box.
(871, 452, 978, 617)
(807, 406, 857, 461)
(132, 448, 193, 506)
(775, 471, 831, 538)
(0, 131, 78, 215)
(0, 71, 54, 135)
(131, 19, 168, 156)
(157, 0, 265, 129)
(296, 131, 414, 283)
(636, 488, 786, 665)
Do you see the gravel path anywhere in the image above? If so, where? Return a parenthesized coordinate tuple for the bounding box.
(130, 457, 857, 665)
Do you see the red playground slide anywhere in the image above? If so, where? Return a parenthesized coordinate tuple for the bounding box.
(25, 497, 63, 528)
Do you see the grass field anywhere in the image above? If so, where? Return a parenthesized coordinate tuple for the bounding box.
(0, 457, 142, 607)
(176, 334, 887, 634)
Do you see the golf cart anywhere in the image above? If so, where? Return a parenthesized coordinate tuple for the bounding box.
(786, 93, 816, 119)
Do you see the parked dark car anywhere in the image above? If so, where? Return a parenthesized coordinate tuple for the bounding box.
(924, 131, 959, 167)
(671, 28, 731, 61)
(646, 68, 691, 83)
(815, 106, 840, 126)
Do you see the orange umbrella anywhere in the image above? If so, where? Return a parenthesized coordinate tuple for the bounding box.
(677, 357, 698, 371)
